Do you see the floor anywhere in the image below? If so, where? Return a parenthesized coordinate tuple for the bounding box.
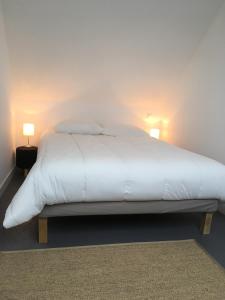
(1, 169, 225, 268)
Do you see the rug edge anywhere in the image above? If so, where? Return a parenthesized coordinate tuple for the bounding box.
(1, 239, 196, 254)
(194, 240, 225, 272)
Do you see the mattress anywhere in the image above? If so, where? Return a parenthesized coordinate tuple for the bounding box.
(3, 132, 225, 228)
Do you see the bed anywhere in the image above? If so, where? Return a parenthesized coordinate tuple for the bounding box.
(3, 121, 225, 243)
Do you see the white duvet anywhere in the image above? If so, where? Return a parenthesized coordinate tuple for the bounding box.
(3, 132, 225, 228)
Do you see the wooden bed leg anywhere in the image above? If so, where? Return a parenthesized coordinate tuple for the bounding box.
(201, 213, 214, 235)
(38, 217, 48, 243)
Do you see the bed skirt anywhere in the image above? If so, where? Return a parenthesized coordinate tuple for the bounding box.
(40, 199, 218, 218)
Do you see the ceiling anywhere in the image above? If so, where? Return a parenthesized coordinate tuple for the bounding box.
(1, 0, 224, 114)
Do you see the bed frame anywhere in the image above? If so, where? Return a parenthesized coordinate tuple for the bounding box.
(37, 199, 217, 243)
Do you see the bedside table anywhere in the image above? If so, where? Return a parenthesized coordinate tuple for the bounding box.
(16, 146, 38, 176)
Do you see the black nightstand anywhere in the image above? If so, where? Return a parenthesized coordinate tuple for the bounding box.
(16, 146, 38, 176)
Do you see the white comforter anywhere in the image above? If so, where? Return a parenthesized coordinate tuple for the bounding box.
(3, 133, 225, 228)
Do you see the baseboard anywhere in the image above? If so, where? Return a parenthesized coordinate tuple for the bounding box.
(0, 167, 16, 199)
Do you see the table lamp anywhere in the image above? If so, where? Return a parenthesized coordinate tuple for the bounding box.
(150, 128, 160, 139)
(23, 123, 35, 147)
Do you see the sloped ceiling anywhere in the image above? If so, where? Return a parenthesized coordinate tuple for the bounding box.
(1, 0, 224, 144)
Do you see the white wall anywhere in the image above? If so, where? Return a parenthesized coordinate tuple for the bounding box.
(0, 0, 13, 190)
(2, 0, 223, 145)
(172, 1, 225, 164)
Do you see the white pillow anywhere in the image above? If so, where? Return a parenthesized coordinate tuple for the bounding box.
(102, 123, 148, 138)
(55, 121, 103, 135)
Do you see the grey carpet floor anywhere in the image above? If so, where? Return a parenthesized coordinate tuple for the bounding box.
(0, 169, 225, 268)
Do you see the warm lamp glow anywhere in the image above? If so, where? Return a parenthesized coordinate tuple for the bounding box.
(150, 128, 160, 139)
(145, 113, 170, 141)
(23, 123, 35, 146)
(23, 123, 35, 136)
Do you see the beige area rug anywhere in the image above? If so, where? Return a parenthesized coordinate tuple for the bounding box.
(0, 240, 225, 300)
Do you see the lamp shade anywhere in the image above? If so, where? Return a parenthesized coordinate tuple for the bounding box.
(23, 123, 35, 136)
(150, 128, 160, 139)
